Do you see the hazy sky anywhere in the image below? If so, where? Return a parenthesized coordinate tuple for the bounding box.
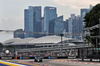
(0, 0, 99, 42)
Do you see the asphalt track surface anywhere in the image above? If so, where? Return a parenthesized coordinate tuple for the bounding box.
(0, 60, 39, 66)
(0, 59, 100, 66)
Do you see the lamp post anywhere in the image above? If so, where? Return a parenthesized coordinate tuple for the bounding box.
(99, 18, 100, 44)
(60, 29, 64, 56)
(82, 25, 85, 59)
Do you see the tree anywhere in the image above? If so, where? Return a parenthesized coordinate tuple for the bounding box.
(84, 4, 100, 27)
(84, 3, 100, 47)
(85, 36, 94, 46)
(6, 45, 14, 49)
(0, 43, 3, 48)
(0, 43, 3, 52)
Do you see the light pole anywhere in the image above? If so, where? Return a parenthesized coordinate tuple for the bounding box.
(83, 32, 85, 58)
(60, 29, 64, 56)
(96, 18, 100, 55)
(82, 24, 85, 59)
(99, 18, 100, 44)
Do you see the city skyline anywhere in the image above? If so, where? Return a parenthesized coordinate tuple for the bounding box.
(2, 6, 89, 41)
(0, 0, 99, 30)
(0, 0, 99, 42)
(0, 2, 99, 65)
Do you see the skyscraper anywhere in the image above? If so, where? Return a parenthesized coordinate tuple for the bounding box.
(63, 20, 69, 37)
(72, 15, 82, 40)
(33, 6, 42, 38)
(63, 19, 69, 33)
(54, 16, 64, 34)
(68, 14, 76, 37)
(80, 5, 93, 40)
(81, 9, 89, 20)
(41, 17, 44, 32)
(49, 16, 64, 34)
(24, 9, 29, 37)
(24, 6, 42, 38)
(81, 5, 93, 26)
(68, 14, 82, 40)
(44, 6, 57, 34)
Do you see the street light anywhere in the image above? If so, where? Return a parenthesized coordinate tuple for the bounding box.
(60, 29, 64, 56)
(83, 30, 85, 58)
(99, 18, 100, 44)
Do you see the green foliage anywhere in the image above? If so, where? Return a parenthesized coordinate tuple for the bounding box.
(84, 3, 100, 47)
(6, 45, 15, 49)
(0, 43, 3, 52)
(84, 3, 100, 27)
(0, 43, 3, 48)
(85, 36, 94, 46)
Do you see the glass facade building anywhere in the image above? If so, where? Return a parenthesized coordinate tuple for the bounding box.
(68, 14, 82, 40)
(80, 5, 93, 40)
(49, 16, 64, 34)
(24, 6, 42, 38)
(33, 6, 42, 38)
(44, 6, 57, 35)
(24, 9, 29, 37)
(81, 5, 93, 20)
(72, 16, 82, 40)
(81, 9, 89, 20)
(64, 20, 69, 33)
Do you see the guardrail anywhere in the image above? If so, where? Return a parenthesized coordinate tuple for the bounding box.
(78, 58, 100, 62)
(0, 56, 79, 59)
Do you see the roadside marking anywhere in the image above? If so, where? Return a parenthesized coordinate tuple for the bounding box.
(0, 60, 25, 66)
(3, 60, 54, 66)
(6, 60, 42, 66)
(0, 63, 9, 66)
(18, 61, 54, 66)
(54, 59, 100, 65)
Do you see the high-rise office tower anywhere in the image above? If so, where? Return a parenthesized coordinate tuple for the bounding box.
(72, 15, 82, 40)
(68, 14, 76, 37)
(81, 5, 93, 26)
(44, 6, 57, 35)
(33, 6, 42, 38)
(68, 14, 82, 40)
(41, 17, 44, 32)
(54, 16, 64, 34)
(63, 20, 69, 37)
(24, 6, 42, 38)
(24, 9, 29, 37)
(41, 17, 46, 36)
(80, 5, 93, 40)
(89, 4, 93, 11)
(81, 9, 89, 21)
(63, 19, 69, 33)
(49, 16, 64, 34)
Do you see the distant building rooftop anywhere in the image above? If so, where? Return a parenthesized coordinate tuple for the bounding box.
(3, 35, 83, 45)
